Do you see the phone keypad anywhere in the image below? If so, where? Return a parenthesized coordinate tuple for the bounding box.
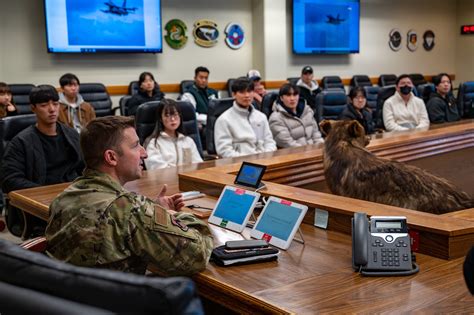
(368, 236, 412, 270)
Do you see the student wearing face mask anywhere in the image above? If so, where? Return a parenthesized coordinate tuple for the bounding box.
(382, 74, 429, 131)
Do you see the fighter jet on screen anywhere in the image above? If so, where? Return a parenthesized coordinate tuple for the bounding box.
(101, 0, 137, 16)
(326, 14, 345, 25)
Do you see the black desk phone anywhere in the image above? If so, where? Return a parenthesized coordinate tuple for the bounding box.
(352, 212, 419, 276)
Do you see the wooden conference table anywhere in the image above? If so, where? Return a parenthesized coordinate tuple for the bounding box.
(8, 120, 474, 313)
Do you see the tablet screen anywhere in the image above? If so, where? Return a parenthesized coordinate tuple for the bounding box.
(235, 162, 266, 188)
(213, 189, 257, 225)
(254, 200, 304, 241)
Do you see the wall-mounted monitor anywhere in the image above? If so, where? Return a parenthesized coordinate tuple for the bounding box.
(293, 0, 360, 54)
(44, 0, 162, 53)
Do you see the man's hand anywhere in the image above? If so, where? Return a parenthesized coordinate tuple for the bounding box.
(156, 184, 185, 211)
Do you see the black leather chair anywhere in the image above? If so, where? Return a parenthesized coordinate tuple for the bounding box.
(378, 74, 397, 87)
(9, 84, 35, 115)
(79, 83, 113, 117)
(0, 114, 37, 161)
(321, 76, 344, 90)
(180, 80, 194, 94)
(409, 73, 427, 87)
(375, 85, 396, 129)
(0, 239, 204, 315)
(457, 81, 474, 118)
(128, 80, 139, 95)
(363, 86, 380, 112)
(119, 95, 132, 116)
(226, 78, 236, 97)
(135, 101, 161, 145)
(351, 75, 372, 87)
(205, 98, 234, 156)
(260, 91, 279, 118)
(316, 89, 348, 121)
(287, 77, 299, 85)
(416, 83, 435, 104)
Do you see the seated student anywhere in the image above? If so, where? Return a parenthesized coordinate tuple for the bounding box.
(339, 86, 375, 134)
(0, 82, 18, 118)
(269, 83, 323, 148)
(296, 66, 321, 112)
(58, 73, 96, 132)
(382, 74, 429, 131)
(247, 69, 267, 109)
(45, 116, 213, 276)
(426, 73, 460, 123)
(144, 99, 203, 170)
(181, 66, 219, 127)
(214, 77, 276, 157)
(127, 72, 165, 116)
(0, 85, 84, 237)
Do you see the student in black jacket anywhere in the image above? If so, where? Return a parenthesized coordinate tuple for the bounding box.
(426, 73, 460, 123)
(127, 72, 165, 116)
(339, 86, 375, 134)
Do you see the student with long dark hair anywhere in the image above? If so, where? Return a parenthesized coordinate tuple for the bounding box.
(0, 82, 18, 118)
(127, 72, 165, 116)
(144, 99, 202, 169)
(339, 86, 375, 134)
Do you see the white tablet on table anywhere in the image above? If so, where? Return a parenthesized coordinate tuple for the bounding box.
(250, 196, 308, 250)
(208, 185, 260, 233)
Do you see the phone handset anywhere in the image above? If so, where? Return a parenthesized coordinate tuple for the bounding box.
(352, 212, 419, 277)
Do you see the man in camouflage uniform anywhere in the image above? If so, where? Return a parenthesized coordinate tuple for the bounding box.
(45, 116, 213, 276)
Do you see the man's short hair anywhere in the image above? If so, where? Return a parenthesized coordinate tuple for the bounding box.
(432, 73, 451, 87)
(279, 83, 300, 97)
(59, 73, 80, 87)
(231, 77, 254, 94)
(194, 66, 209, 77)
(80, 116, 135, 169)
(396, 74, 412, 86)
(29, 85, 59, 106)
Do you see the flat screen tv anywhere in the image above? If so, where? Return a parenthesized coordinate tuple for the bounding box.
(293, 0, 360, 54)
(44, 0, 162, 53)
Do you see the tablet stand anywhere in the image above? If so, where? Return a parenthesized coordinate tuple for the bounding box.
(293, 228, 305, 245)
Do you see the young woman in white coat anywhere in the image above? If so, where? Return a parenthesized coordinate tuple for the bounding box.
(144, 99, 203, 169)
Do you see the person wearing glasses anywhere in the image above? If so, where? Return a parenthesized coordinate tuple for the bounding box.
(144, 99, 203, 170)
(339, 86, 375, 134)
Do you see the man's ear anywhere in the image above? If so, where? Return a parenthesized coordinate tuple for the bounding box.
(348, 120, 365, 138)
(103, 149, 118, 167)
(319, 120, 332, 136)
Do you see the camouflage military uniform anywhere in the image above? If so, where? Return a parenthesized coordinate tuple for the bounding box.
(45, 169, 213, 276)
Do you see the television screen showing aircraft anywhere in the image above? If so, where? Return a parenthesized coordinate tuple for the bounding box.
(102, 0, 137, 16)
(326, 14, 345, 25)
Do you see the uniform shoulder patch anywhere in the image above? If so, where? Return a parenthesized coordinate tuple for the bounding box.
(154, 205, 168, 227)
(171, 216, 189, 232)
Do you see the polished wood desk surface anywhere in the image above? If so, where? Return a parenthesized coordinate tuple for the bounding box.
(7, 120, 474, 313)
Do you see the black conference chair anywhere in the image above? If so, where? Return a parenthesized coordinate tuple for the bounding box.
(457, 81, 474, 118)
(79, 83, 114, 117)
(128, 81, 139, 95)
(416, 83, 435, 104)
(135, 101, 161, 145)
(378, 74, 397, 87)
(363, 86, 380, 113)
(205, 98, 234, 156)
(9, 84, 35, 115)
(409, 73, 427, 87)
(226, 78, 236, 97)
(260, 91, 279, 118)
(321, 76, 344, 90)
(0, 238, 204, 314)
(351, 75, 372, 87)
(180, 80, 194, 94)
(375, 85, 396, 129)
(287, 77, 299, 85)
(315, 89, 348, 121)
(177, 101, 204, 157)
(119, 95, 132, 116)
